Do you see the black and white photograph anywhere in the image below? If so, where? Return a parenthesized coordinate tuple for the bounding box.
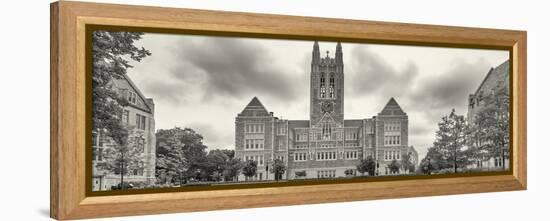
(91, 31, 510, 191)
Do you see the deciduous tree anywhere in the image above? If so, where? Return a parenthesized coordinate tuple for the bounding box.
(155, 127, 207, 186)
(270, 159, 286, 181)
(432, 109, 471, 173)
(242, 160, 258, 181)
(356, 156, 376, 176)
(471, 84, 509, 170)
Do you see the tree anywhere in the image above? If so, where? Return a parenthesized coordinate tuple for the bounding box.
(155, 127, 207, 186)
(98, 127, 146, 189)
(223, 157, 243, 182)
(91, 31, 150, 189)
(204, 149, 230, 181)
(388, 159, 401, 174)
(419, 157, 435, 175)
(356, 156, 376, 176)
(471, 84, 510, 170)
(242, 160, 258, 181)
(270, 159, 286, 181)
(432, 109, 471, 173)
(92, 31, 150, 139)
(401, 153, 415, 174)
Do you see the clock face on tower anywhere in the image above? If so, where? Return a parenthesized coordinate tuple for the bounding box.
(321, 101, 334, 113)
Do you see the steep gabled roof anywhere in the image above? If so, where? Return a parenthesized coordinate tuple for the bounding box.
(473, 60, 510, 96)
(378, 97, 406, 116)
(247, 96, 264, 107)
(314, 112, 342, 127)
(238, 97, 271, 117)
(113, 73, 154, 113)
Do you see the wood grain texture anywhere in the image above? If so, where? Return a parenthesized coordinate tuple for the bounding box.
(50, 1, 527, 220)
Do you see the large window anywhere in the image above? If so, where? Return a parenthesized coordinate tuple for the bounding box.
(322, 122, 332, 140)
(384, 122, 401, 146)
(345, 131, 357, 140)
(122, 110, 130, 124)
(135, 113, 146, 130)
(92, 131, 103, 161)
(296, 133, 308, 141)
(384, 135, 401, 145)
(316, 151, 337, 161)
(344, 151, 358, 160)
(329, 75, 335, 98)
(294, 152, 307, 161)
(245, 155, 264, 166)
(277, 125, 287, 135)
(384, 150, 401, 161)
(317, 170, 336, 178)
(245, 123, 264, 133)
(245, 139, 264, 150)
(320, 75, 326, 98)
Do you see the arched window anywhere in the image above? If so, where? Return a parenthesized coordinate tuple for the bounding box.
(320, 75, 326, 98)
(322, 122, 331, 140)
(329, 75, 335, 98)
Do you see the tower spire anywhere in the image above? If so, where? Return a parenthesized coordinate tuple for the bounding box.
(312, 41, 320, 64)
(335, 42, 343, 64)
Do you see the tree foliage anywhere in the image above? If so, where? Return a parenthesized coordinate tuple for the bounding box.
(242, 160, 258, 180)
(223, 157, 244, 182)
(97, 127, 146, 188)
(92, 31, 150, 140)
(431, 109, 471, 173)
(270, 159, 286, 181)
(91, 31, 150, 189)
(400, 153, 415, 173)
(388, 159, 401, 174)
(470, 83, 510, 169)
(155, 127, 207, 186)
(356, 156, 376, 176)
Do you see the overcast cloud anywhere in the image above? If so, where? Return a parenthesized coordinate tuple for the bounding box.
(126, 33, 508, 159)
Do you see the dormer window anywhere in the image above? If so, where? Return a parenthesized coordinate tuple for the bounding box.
(127, 91, 137, 105)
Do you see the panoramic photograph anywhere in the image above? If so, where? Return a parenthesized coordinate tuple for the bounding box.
(91, 31, 510, 191)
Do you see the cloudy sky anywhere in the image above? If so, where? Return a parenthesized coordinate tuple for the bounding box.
(125, 32, 508, 159)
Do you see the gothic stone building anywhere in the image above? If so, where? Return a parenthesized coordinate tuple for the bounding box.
(92, 73, 157, 190)
(235, 42, 416, 181)
(467, 60, 509, 170)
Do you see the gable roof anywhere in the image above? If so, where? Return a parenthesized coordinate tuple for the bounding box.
(378, 97, 406, 116)
(314, 112, 341, 127)
(238, 97, 271, 117)
(113, 73, 153, 113)
(473, 59, 510, 96)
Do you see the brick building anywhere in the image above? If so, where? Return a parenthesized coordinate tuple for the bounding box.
(92, 73, 156, 190)
(235, 42, 417, 181)
(467, 60, 510, 170)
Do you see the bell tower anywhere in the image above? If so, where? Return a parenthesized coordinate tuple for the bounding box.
(310, 42, 344, 127)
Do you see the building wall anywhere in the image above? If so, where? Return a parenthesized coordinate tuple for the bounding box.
(466, 60, 510, 171)
(234, 43, 411, 181)
(92, 74, 156, 191)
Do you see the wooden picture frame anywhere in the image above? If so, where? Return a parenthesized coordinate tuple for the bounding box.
(50, 1, 527, 220)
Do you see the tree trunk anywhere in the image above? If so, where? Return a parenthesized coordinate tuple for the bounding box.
(120, 151, 125, 190)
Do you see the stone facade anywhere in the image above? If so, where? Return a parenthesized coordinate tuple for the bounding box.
(92, 74, 156, 191)
(467, 60, 510, 170)
(235, 42, 417, 181)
